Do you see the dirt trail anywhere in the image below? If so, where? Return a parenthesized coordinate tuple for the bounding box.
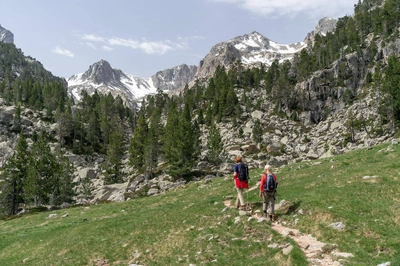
(224, 185, 343, 266)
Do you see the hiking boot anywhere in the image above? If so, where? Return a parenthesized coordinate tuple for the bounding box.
(269, 215, 274, 222)
(262, 212, 267, 218)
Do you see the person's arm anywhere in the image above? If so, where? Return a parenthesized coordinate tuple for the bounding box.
(259, 174, 265, 197)
(233, 164, 238, 179)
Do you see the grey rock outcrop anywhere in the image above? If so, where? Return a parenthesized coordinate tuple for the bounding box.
(303, 17, 338, 45)
(0, 24, 14, 44)
(151, 64, 197, 91)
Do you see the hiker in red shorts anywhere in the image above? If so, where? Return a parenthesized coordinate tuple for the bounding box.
(233, 156, 249, 210)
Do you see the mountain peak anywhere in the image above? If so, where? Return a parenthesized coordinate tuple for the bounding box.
(81, 59, 115, 84)
(304, 17, 337, 44)
(0, 24, 14, 44)
(196, 31, 306, 79)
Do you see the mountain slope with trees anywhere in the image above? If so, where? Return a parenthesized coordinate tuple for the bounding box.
(1, 0, 400, 215)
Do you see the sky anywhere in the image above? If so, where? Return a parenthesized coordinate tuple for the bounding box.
(0, 0, 356, 80)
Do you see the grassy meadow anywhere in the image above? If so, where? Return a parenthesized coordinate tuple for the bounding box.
(0, 140, 399, 265)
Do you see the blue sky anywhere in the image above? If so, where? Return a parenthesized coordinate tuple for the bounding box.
(0, 0, 356, 79)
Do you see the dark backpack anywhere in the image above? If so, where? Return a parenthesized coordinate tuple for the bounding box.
(238, 164, 249, 181)
(264, 174, 277, 191)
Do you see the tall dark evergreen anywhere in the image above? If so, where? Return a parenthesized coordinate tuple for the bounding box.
(99, 93, 117, 146)
(129, 112, 148, 171)
(105, 126, 125, 184)
(143, 110, 163, 178)
(162, 100, 181, 176)
(24, 133, 59, 207)
(52, 147, 76, 205)
(163, 101, 200, 178)
(383, 56, 400, 122)
(0, 133, 29, 215)
(206, 121, 223, 165)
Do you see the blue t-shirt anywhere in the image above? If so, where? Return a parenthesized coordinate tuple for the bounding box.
(233, 163, 241, 173)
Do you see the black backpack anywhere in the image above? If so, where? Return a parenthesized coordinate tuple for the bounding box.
(238, 164, 249, 181)
(264, 174, 276, 191)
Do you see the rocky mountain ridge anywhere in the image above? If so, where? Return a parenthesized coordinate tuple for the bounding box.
(67, 17, 338, 104)
(67, 60, 157, 108)
(195, 31, 306, 80)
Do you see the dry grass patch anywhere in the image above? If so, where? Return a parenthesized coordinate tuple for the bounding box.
(272, 251, 291, 265)
(57, 249, 70, 256)
(151, 231, 191, 258)
(362, 178, 378, 183)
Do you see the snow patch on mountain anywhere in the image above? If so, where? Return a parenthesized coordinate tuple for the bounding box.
(228, 31, 306, 67)
(67, 60, 158, 107)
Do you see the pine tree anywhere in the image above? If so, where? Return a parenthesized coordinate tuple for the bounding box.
(144, 110, 163, 178)
(52, 147, 76, 205)
(383, 56, 400, 121)
(55, 105, 73, 147)
(129, 112, 148, 171)
(252, 119, 263, 143)
(163, 101, 200, 179)
(105, 126, 125, 184)
(99, 93, 117, 145)
(24, 133, 59, 207)
(206, 121, 223, 165)
(72, 109, 84, 153)
(197, 108, 204, 125)
(162, 100, 180, 171)
(0, 133, 29, 215)
(85, 110, 101, 152)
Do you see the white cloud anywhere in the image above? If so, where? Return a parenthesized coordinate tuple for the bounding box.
(52, 46, 74, 57)
(85, 42, 97, 50)
(80, 34, 192, 55)
(102, 45, 114, 51)
(82, 34, 105, 42)
(211, 0, 355, 19)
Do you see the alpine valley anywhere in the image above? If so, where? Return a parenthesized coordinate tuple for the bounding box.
(1, 0, 400, 215)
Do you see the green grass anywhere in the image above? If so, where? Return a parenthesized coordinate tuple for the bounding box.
(0, 175, 305, 265)
(274, 142, 400, 265)
(1, 141, 400, 265)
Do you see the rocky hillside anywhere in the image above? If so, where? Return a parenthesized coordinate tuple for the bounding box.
(2, 0, 400, 207)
